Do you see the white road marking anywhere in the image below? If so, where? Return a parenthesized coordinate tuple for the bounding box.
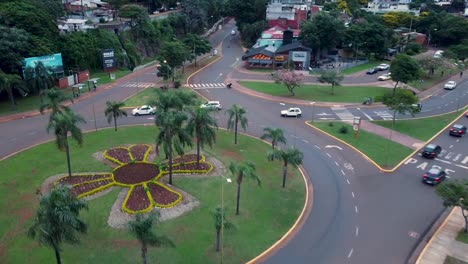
(355, 226, 359, 237)
(348, 248, 354, 258)
(344, 163, 354, 170)
(449, 145, 454, 149)
(335, 161, 339, 167)
(319, 117, 336, 120)
(445, 152, 454, 159)
(454, 154, 462, 162)
(9, 138, 17, 142)
(280, 103, 285, 106)
(351, 192, 355, 198)
(314, 145, 321, 150)
(325, 145, 343, 150)
(355, 206, 359, 214)
(326, 153, 331, 158)
(461, 156, 468, 165)
(455, 164, 468, 170)
(341, 169, 345, 176)
(317, 112, 332, 116)
(347, 179, 351, 184)
(302, 139, 309, 143)
(434, 158, 452, 164)
(28, 131, 37, 136)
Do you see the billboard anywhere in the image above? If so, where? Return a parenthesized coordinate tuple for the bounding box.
(23, 53, 64, 74)
(291, 51, 307, 62)
(102, 49, 116, 70)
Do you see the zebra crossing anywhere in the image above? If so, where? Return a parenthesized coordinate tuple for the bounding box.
(331, 107, 355, 122)
(122, 82, 155, 88)
(189, 83, 226, 89)
(373, 110, 393, 120)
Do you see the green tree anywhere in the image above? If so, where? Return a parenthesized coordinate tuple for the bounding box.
(0, 71, 26, 110)
(47, 109, 86, 177)
(28, 185, 88, 264)
(436, 180, 468, 232)
(159, 41, 191, 81)
(267, 147, 304, 188)
(226, 104, 248, 145)
(182, 34, 212, 66)
(239, 20, 268, 48)
(447, 41, 468, 61)
(151, 89, 197, 114)
(0, 25, 31, 74)
(40, 88, 73, 116)
(260, 127, 287, 160)
(317, 70, 344, 95)
(213, 207, 235, 252)
(23, 61, 57, 104)
(155, 111, 192, 185)
(104, 101, 128, 131)
(229, 161, 261, 215)
(128, 212, 175, 264)
(186, 107, 218, 169)
(390, 54, 421, 90)
(381, 89, 419, 126)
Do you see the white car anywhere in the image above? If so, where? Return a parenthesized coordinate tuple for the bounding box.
(378, 73, 391, 81)
(434, 50, 444, 59)
(376, 63, 390, 71)
(444, 81, 457, 90)
(132, 105, 156, 116)
(281, 108, 302, 117)
(200, 101, 222, 110)
(231, 30, 236, 35)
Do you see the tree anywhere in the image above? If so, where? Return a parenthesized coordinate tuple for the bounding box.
(390, 54, 421, 90)
(381, 89, 419, 126)
(229, 161, 261, 215)
(40, 88, 73, 117)
(436, 180, 468, 233)
(47, 109, 86, 177)
(104, 101, 127, 131)
(447, 41, 468, 61)
(186, 107, 218, 169)
(260, 127, 286, 160)
(155, 110, 192, 185)
(23, 61, 57, 104)
(0, 25, 32, 74)
(151, 89, 198, 116)
(273, 69, 304, 96)
(182, 34, 212, 66)
(0, 71, 26, 110)
(317, 70, 344, 95)
(28, 185, 88, 264)
(226, 104, 248, 145)
(159, 41, 191, 81)
(213, 207, 235, 252)
(267, 147, 304, 188)
(128, 212, 175, 264)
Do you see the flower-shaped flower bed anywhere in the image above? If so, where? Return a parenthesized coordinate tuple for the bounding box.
(54, 144, 213, 214)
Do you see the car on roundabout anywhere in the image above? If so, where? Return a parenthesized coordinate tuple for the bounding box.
(422, 167, 447, 185)
(444, 81, 457, 90)
(421, 143, 442, 159)
(281, 107, 302, 117)
(200, 101, 222, 110)
(132, 105, 156, 116)
(378, 73, 391, 81)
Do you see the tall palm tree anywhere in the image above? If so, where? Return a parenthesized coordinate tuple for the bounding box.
(226, 104, 248, 145)
(28, 185, 88, 264)
(229, 161, 261, 215)
(40, 88, 73, 116)
(186, 107, 218, 168)
(128, 212, 175, 264)
(213, 207, 235, 252)
(47, 109, 86, 177)
(0, 71, 27, 111)
(24, 61, 56, 104)
(150, 89, 198, 114)
(156, 110, 192, 185)
(261, 127, 287, 160)
(104, 101, 127, 131)
(267, 147, 304, 188)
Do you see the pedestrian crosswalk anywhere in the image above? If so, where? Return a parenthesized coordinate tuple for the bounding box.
(331, 107, 354, 122)
(122, 82, 155, 88)
(189, 83, 226, 89)
(373, 110, 393, 120)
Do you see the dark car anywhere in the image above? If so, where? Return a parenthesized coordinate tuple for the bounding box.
(366, 68, 378, 75)
(449, 124, 467, 137)
(421, 144, 442, 159)
(422, 168, 447, 185)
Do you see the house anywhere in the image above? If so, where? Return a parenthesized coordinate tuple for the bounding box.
(252, 26, 300, 49)
(58, 19, 95, 32)
(266, 0, 310, 29)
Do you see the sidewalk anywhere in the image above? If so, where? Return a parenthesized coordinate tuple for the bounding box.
(359, 120, 424, 149)
(417, 208, 468, 264)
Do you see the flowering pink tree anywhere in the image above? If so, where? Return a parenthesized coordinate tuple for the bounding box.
(274, 69, 304, 96)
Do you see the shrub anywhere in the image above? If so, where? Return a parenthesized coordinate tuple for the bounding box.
(339, 125, 348, 134)
(328, 122, 334, 127)
(174, 80, 181, 88)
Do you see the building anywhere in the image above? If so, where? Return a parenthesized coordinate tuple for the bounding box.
(266, 0, 310, 29)
(58, 19, 95, 33)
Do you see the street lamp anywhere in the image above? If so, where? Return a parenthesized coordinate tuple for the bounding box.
(220, 175, 232, 264)
(163, 59, 173, 84)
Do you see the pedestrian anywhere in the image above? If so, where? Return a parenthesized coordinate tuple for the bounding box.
(441, 70, 444, 77)
(461, 71, 464, 78)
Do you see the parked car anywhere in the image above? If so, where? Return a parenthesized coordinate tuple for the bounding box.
(366, 68, 378, 75)
(376, 63, 390, 71)
(378, 73, 391, 81)
(422, 168, 447, 185)
(132, 105, 156, 116)
(433, 50, 444, 59)
(200, 101, 222, 110)
(281, 107, 302, 117)
(421, 143, 442, 159)
(449, 124, 467, 137)
(231, 30, 236, 35)
(411, 103, 422, 111)
(444, 81, 457, 90)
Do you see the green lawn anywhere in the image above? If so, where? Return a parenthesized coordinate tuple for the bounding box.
(311, 122, 413, 168)
(89, 69, 132, 85)
(123, 87, 159, 107)
(409, 67, 459, 91)
(239, 81, 390, 103)
(456, 229, 468, 244)
(0, 126, 305, 264)
(372, 109, 467, 141)
(444, 256, 468, 264)
(341, 60, 385, 75)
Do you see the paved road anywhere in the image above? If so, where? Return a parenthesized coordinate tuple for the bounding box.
(0, 19, 467, 264)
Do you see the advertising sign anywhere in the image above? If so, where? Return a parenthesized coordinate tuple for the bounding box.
(23, 53, 64, 74)
(101, 49, 116, 70)
(291, 51, 307, 62)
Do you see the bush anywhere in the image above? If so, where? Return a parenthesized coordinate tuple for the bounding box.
(405, 43, 422, 55)
(174, 80, 181, 88)
(99, 18, 106, 23)
(339, 125, 348, 134)
(328, 122, 334, 127)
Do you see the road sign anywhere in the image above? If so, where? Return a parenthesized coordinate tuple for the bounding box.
(353, 125, 359, 131)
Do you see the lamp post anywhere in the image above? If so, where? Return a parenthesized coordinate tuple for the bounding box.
(220, 175, 232, 264)
(163, 59, 173, 85)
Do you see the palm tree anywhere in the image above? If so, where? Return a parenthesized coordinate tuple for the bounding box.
(40, 88, 73, 116)
(0, 71, 27, 111)
(229, 161, 261, 215)
(186, 107, 218, 168)
(104, 101, 127, 131)
(23, 61, 56, 104)
(213, 207, 235, 252)
(156, 110, 192, 185)
(28, 185, 88, 264)
(128, 212, 175, 264)
(150, 89, 198, 115)
(261, 127, 287, 160)
(226, 104, 248, 145)
(47, 109, 86, 177)
(268, 147, 304, 188)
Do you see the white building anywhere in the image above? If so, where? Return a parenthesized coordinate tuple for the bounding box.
(58, 19, 95, 33)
